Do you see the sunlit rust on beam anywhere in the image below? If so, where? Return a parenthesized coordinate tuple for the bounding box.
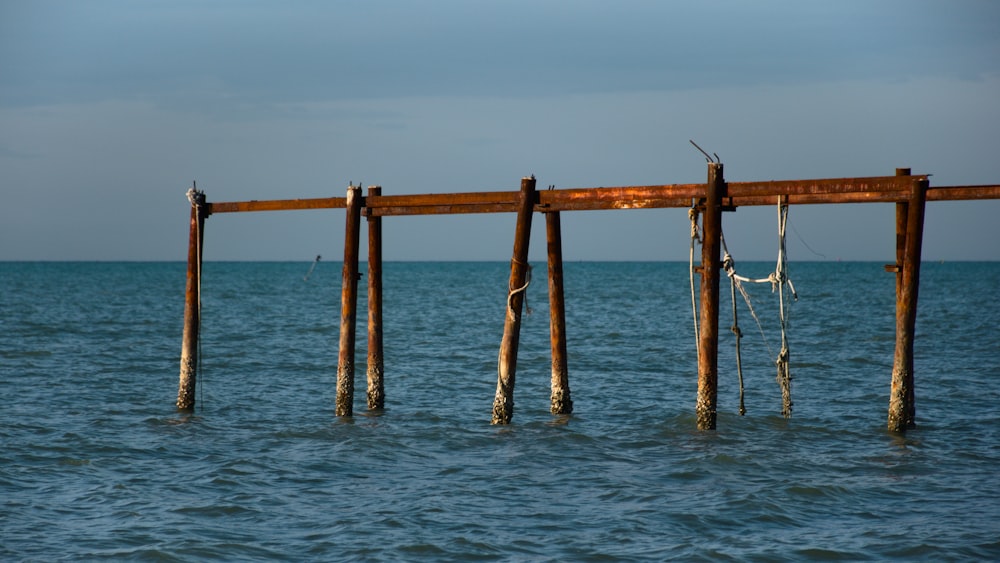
(369, 203, 519, 216)
(537, 184, 702, 211)
(207, 197, 347, 214)
(927, 185, 1000, 201)
(727, 176, 928, 198)
(203, 177, 998, 217)
(366, 191, 519, 216)
(729, 192, 910, 206)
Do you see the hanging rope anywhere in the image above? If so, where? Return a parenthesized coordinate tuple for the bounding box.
(716, 197, 798, 418)
(498, 258, 532, 390)
(774, 199, 796, 418)
(688, 205, 701, 354)
(723, 250, 747, 415)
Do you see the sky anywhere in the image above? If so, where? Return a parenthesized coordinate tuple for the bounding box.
(2, 0, 999, 262)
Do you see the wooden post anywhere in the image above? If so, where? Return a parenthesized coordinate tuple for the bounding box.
(696, 163, 724, 430)
(888, 173, 927, 432)
(366, 186, 385, 410)
(546, 209, 573, 414)
(177, 188, 206, 410)
(336, 185, 363, 417)
(492, 176, 537, 424)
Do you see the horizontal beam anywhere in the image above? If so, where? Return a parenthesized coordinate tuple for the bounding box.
(927, 184, 1000, 201)
(208, 197, 347, 214)
(365, 191, 517, 216)
(202, 177, 1000, 217)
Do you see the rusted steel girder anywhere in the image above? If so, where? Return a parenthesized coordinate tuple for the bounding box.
(208, 197, 347, 214)
(200, 178, 998, 217)
(926, 184, 1000, 201)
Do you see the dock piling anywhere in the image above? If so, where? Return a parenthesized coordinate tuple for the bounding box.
(696, 163, 724, 430)
(888, 170, 926, 432)
(177, 187, 206, 411)
(546, 209, 573, 415)
(336, 185, 363, 417)
(492, 176, 537, 424)
(366, 186, 385, 410)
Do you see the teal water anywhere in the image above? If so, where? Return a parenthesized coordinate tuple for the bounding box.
(2, 261, 999, 561)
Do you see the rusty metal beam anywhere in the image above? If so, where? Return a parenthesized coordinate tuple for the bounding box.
(369, 203, 519, 216)
(927, 184, 1000, 201)
(207, 197, 347, 214)
(201, 177, 999, 217)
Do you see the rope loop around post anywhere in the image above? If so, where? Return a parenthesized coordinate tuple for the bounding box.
(507, 257, 533, 319)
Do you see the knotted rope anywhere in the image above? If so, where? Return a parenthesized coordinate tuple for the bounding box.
(774, 201, 795, 417)
(715, 197, 798, 417)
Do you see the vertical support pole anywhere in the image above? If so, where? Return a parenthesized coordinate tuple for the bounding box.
(546, 209, 573, 415)
(492, 176, 537, 424)
(336, 185, 363, 417)
(366, 186, 385, 410)
(888, 173, 927, 432)
(893, 169, 910, 300)
(893, 168, 915, 427)
(177, 188, 206, 410)
(696, 163, 724, 430)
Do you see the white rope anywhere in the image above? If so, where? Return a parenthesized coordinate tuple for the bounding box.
(775, 199, 794, 417)
(721, 236, 772, 358)
(688, 206, 701, 354)
(717, 197, 798, 418)
(507, 261, 532, 320)
(498, 260, 532, 403)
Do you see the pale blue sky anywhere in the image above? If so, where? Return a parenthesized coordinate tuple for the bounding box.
(2, 0, 999, 262)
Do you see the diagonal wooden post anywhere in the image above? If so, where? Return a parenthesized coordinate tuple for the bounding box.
(888, 173, 927, 432)
(177, 187, 206, 411)
(546, 209, 573, 414)
(696, 163, 724, 430)
(492, 176, 537, 424)
(366, 186, 385, 410)
(336, 184, 363, 417)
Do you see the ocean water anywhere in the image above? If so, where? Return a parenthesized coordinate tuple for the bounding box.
(2, 261, 999, 561)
